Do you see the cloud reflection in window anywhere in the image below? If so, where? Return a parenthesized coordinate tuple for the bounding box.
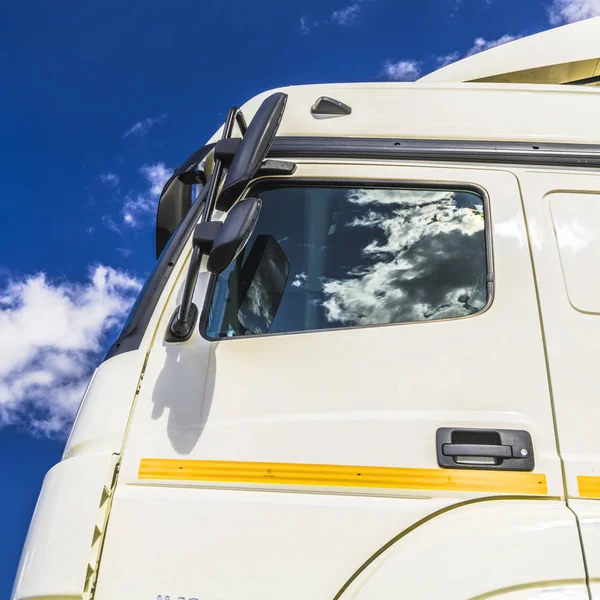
(322, 188, 487, 326)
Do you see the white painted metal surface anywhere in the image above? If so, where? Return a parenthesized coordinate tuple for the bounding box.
(63, 350, 147, 459)
(11, 453, 117, 600)
(517, 170, 600, 596)
(419, 17, 600, 84)
(91, 161, 566, 597)
(549, 192, 600, 314)
(208, 82, 600, 146)
(571, 500, 600, 599)
(517, 171, 600, 498)
(116, 162, 560, 492)
(338, 500, 585, 600)
(95, 486, 454, 600)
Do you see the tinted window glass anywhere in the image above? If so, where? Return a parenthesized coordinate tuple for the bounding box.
(206, 186, 488, 339)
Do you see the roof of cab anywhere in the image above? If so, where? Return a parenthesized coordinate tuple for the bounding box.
(207, 81, 600, 147)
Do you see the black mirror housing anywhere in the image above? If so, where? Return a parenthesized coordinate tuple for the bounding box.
(207, 198, 262, 274)
(216, 93, 287, 212)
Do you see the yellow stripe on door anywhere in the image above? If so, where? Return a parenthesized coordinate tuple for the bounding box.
(138, 459, 548, 495)
(578, 476, 600, 498)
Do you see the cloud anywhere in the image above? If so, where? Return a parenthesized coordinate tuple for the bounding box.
(332, 2, 361, 25)
(300, 16, 311, 34)
(122, 162, 171, 227)
(123, 113, 167, 139)
(301, 1, 366, 34)
(465, 34, 521, 56)
(548, 0, 600, 24)
(451, 0, 463, 16)
(433, 33, 521, 69)
(382, 60, 421, 81)
(102, 214, 122, 235)
(99, 172, 120, 187)
(436, 51, 460, 67)
(0, 265, 142, 437)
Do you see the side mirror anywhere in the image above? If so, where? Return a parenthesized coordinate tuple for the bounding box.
(215, 93, 287, 212)
(206, 198, 262, 274)
(236, 235, 290, 335)
(166, 197, 262, 342)
(156, 145, 213, 259)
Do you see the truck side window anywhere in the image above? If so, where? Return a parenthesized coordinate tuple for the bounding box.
(205, 185, 489, 339)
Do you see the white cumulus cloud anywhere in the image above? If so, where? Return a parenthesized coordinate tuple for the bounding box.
(122, 162, 171, 227)
(383, 60, 421, 81)
(123, 113, 168, 139)
(300, 16, 311, 34)
(432, 33, 521, 70)
(0, 266, 142, 437)
(99, 172, 120, 187)
(436, 51, 460, 67)
(465, 34, 521, 56)
(548, 0, 600, 24)
(332, 2, 361, 25)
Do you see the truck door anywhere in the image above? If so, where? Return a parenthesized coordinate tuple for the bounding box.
(519, 170, 600, 598)
(94, 162, 584, 600)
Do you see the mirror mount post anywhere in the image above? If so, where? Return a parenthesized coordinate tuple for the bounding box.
(166, 222, 222, 342)
(166, 245, 202, 342)
(201, 107, 247, 223)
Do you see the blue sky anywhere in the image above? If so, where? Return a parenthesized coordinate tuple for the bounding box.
(0, 0, 598, 594)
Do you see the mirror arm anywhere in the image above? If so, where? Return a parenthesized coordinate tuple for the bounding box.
(177, 246, 202, 326)
(165, 245, 203, 341)
(167, 222, 223, 342)
(201, 106, 247, 223)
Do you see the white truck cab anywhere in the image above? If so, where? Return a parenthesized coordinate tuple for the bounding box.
(12, 18, 600, 600)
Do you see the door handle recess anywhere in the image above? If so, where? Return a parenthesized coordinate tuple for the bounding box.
(436, 428, 534, 471)
(442, 444, 512, 458)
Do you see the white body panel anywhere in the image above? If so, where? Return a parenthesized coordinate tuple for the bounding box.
(117, 162, 560, 492)
(549, 192, 600, 314)
(11, 454, 116, 600)
(209, 83, 600, 145)
(338, 500, 585, 600)
(95, 495, 586, 600)
(63, 350, 147, 459)
(92, 161, 565, 597)
(95, 486, 454, 600)
(571, 500, 600, 599)
(510, 170, 600, 596)
(517, 171, 600, 498)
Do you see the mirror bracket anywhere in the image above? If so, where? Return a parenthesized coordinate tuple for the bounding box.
(166, 222, 223, 342)
(177, 170, 207, 185)
(166, 303, 199, 343)
(214, 138, 242, 167)
(193, 221, 223, 254)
